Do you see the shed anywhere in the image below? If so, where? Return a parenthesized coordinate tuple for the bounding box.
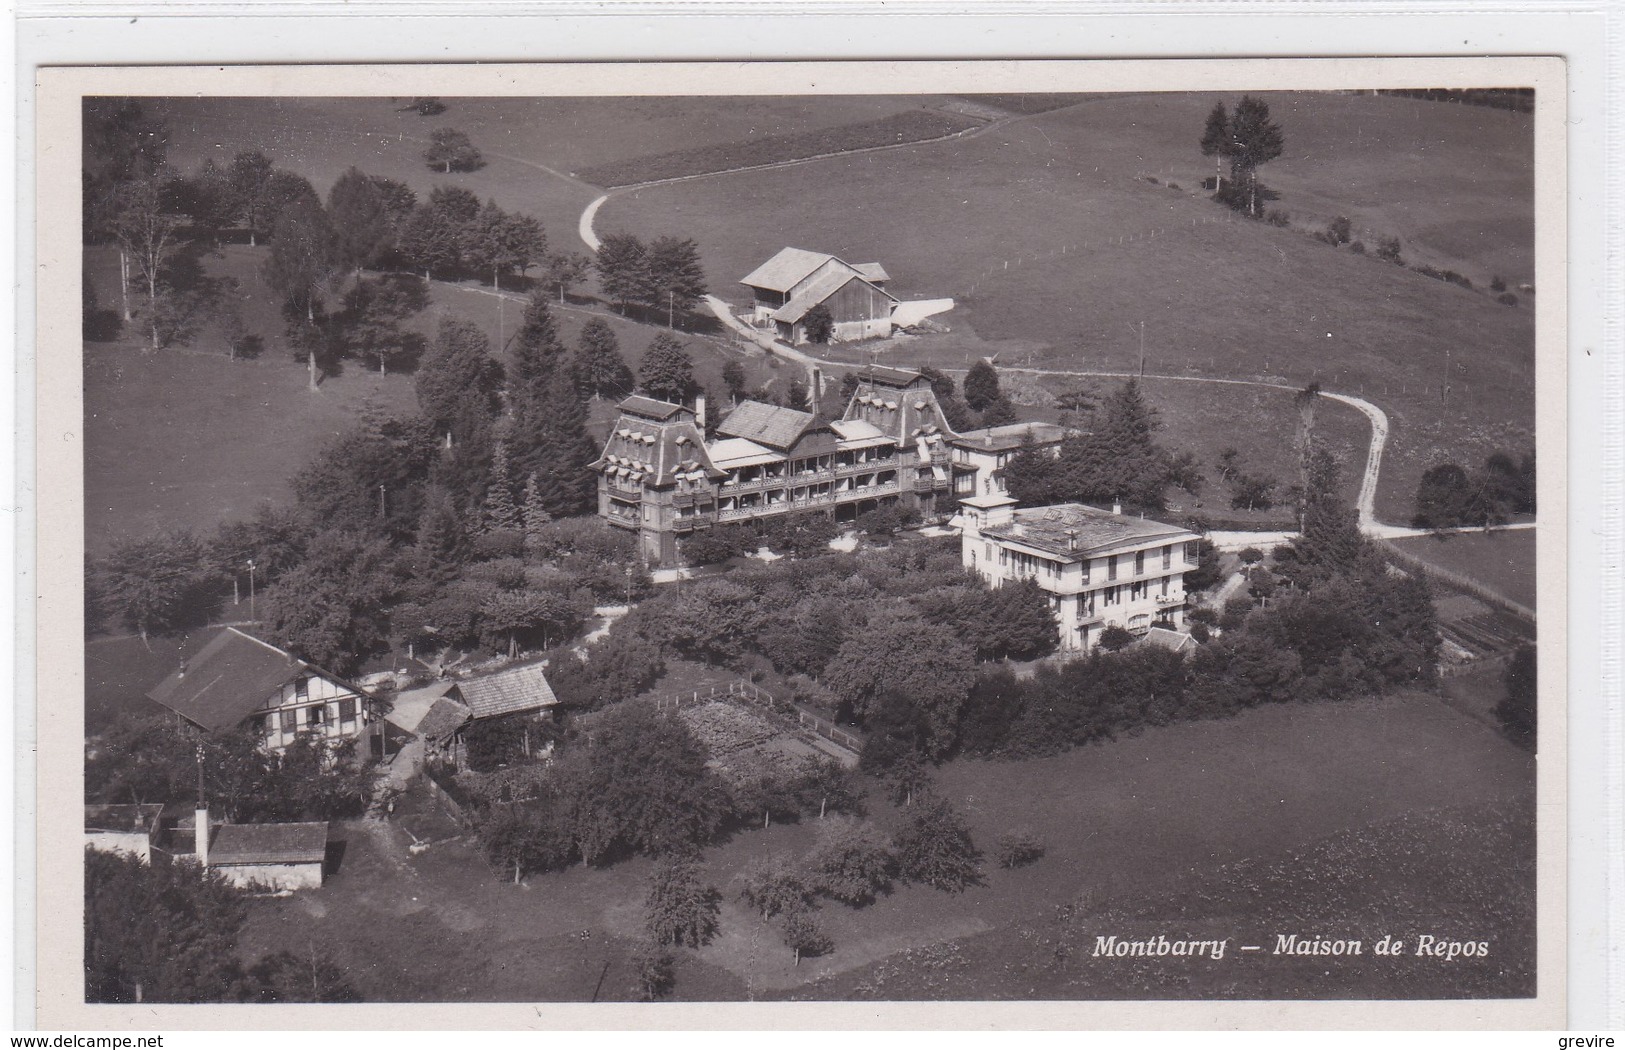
(84, 804, 165, 864)
(207, 821, 329, 891)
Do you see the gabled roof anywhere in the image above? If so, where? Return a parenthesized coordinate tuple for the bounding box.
(85, 804, 164, 836)
(739, 248, 840, 293)
(1141, 627, 1196, 653)
(851, 262, 890, 283)
(456, 663, 558, 720)
(415, 695, 473, 746)
(707, 437, 785, 470)
(208, 822, 328, 866)
(949, 421, 1070, 453)
(386, 680, 459, 735)
(146, 627, 356, 734)
(717, 400, 816, 451)
(617, 395, 687, 421)
(770, 271, 898, 325)
(857, 365, 925, 388)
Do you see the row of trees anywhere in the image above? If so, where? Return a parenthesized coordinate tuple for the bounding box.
(1199, 95, 1286, 217)
(594, 233, 707, 323)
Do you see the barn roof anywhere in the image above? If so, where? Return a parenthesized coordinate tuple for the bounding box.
(716, 400, 816, 450)
(739, 248, 837, 292)
(415, 695, 473, 745)
(146, 627, 355, 733)
(851, 262, 890, 283)
(771, 271, 897, 325)
(456, 662, 558, 720)
(84, 804, 164, 836)
(208, 822, 328, 866)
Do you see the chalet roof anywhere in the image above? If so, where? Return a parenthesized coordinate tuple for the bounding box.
(456, 662, 558, 720)
(146, 627, 355, 734)
(983, 503, 1197, 561)
(856, 365, 925, 388)
(387, 680, 459, 734)
(84, 804, 164, 836)
(415, 695, 473, 745)
(208, 821, 328, 866)
(949, 421, 1070, 453)
(1141, 627, 1196, 653)
(617, 395, 688, 421)
(708, 437, 784, 470)
(739, 248, 838, 292)
(717, 400, 816, 450)
(770, 271, 898, 325)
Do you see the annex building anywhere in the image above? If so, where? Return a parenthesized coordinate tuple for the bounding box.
(740, 248, 898, 345)
(957, 495, 1201, 651)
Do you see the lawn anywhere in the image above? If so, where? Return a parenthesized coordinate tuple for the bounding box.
(602, 91, 1535, 524)
(1388, 528, 1538, 610)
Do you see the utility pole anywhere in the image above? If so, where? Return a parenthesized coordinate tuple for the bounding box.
(1139, 321, 1146, 377)
(247, 560, 256, 621)
(1442, 347, 1451, 409)
(668, 290, 675, 330)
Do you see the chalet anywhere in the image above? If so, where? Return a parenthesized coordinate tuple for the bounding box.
(740, 248, 897, 345)
(387, 662, 559, 769)
(957, 496, 1201, 651)
(595, 366, 966, 563)
(145, 627, 375, 752)
(84, 804, 165, 864)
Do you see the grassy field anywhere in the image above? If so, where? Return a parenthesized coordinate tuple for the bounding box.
(1388, 528, 1538, 610)
(603, 92, 1535, 523)
(229, 688, 1531, 1001)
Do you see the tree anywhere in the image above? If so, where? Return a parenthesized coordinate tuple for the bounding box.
(423, 128, 484, 173)
(1198, 101, 1234, 188)
(803, 817, 896, 906)
(244, 948, 361, 1003)
(258, 170, 323, 241)
(779, 907, 832, 966)
(638, 332, 698, 404)
(803, 303, 835, 345)
(85, 849, 246, 1004)
(263, 198, 337, 389)
(573, 318, 634, 401)
(544, 251, 592, 304)
(962, 360, 1002, 413)
(1183, 538, 1224, 593)
(595, 233, 653, 314)
(482, 440, 522, 532)
(1215, 447, 1241, 484)
(108, 178, 183, 351)
(94, 531, 223, 644)
(994, 828, 1046, 869)
(631, 939, 675, 1001)
(643, 857, 721, 948)
(1412, 463, 1482, 530)
(893, 795, 983, 893)
(481, 588, 586, 656)
(646, 236, 708, 324)
(1497, 645, 1536, 750)
(259, 530, 395, 674)
(1097, 625, 1135, 652)
(518, 370, 598, 518)
(824, 617, 976, 758)
(663, 579, 764, 666)
(1231, 473, 1278, 512)
(978, 396, 1018, 428)
(415, 316, 502, 445)
(171, 160, 237, 246)
(522, 473, 552, 546)
(341, 275, 426, 374)
(397, 204, 462, 281)
(737, 854, 811, 921)
(326, 167, 391, 276)
(1059, 378, 1168, 512)
(721, 360, 748, 405)
(1226, 95, 1286, 216)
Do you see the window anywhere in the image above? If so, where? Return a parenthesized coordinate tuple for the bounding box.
(339, 697, 357, 724)
(1108, 555, 1118, 581)
(985, 542, 993, 561)
(1162, 544, 1173, 570)
(294, 677, 309, 700)
(1076, 593, 1095, 617)
(279, 709, 296, 733)
(1135, 550, 1146, 576)
(1103, 585, 1120, 606)
(1185, 541, 1199, 562)
(1160, 576, 1170, 597)
(1080, 559, 1090, 584)
(308, 704, 325, 727)
(1130, 580, 1146, 601)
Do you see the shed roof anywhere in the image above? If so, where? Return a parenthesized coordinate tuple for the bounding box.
(1141, 627, 1196, 653)
(856, 365, 925, 388)
(208, 822, 328, 866)
(983, 504, 1197, 561)
(456, 663, 558, 720)
(717, 400, 816, 450)
(617, 395, 688, 421)
(84, 804, 165, 836)
(146, 627, 354, 733)
(949, 421, 1070, 453)
(415, 695, 474, 746)
(851, 262, 890, 283)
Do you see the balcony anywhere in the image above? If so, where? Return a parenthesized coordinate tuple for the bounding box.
(913, 476, 935, 493)
(721, 474, 790, 494)
(606, 482, 643, 500)
(833, 480, 901, 503)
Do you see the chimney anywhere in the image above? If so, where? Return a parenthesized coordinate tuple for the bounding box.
(984, 432, 994, 447)
(195, 806, 210, 868)
(811, 366, 824, 400)
(1066, 529, 1079, 551)
(694, 394, 706, 430)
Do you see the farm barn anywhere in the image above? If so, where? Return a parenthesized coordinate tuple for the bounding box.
(740, 247, 897, 344)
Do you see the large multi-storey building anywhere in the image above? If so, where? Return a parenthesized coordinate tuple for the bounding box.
(595, 365, 1009, 564)
(956, 494, 1201, 651)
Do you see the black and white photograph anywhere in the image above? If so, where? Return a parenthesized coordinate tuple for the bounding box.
(33, 56, 1569, 1027)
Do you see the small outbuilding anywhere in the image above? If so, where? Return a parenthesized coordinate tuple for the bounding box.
(84, 804, 165, 864)
(205, 821, 329, 891)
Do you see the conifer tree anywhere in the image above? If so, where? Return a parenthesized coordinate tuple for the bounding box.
(522, 472, 552, 544)
(962, 360, 1002, 413)
(637, 333, 697, 404)
(526, 370, 599, 517)
(483, 440, 522, 533)
(574, 318, 633, 400)
(1199, 101, 1233, 188)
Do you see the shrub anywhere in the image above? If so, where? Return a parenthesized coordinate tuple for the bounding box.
(1166, 182, 1181, 190)
(894, 795, 983, 893)
(994, 828, 1045, 869)
(1490, 274, 1507, 293)
(680, 524, 757, 566)
(1348, 240, 1366, 255)
(804, 817, 896, 906)
(1239, 547, 1265, 565)
(1219, 596, 1252, 633)
(631, 939, 675, 1001)
(1497, 292, 1520, 308)
(472, 528, 525, 561)
(1376, 236, 1404, 264)
(1326, 216, 1352, 244)
(1143, 175, 1160, 185)
(780, 907, 833, 965)
(1265, 210, 1291, 227)
(644, 857, 721, 948)
(1097, 626, 1135, 652)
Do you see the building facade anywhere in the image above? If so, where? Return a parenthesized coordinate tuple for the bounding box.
(146, 627, 376, 752)
(739, 247, 897, 345)
(957, 495, 1201, 651)
(595, 366, 970, 564)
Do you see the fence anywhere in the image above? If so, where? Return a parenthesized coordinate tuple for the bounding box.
(652, 679, 866, 755)
(1377, 537, 1537, 626)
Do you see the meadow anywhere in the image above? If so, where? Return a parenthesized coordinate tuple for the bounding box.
(229, 689, 1532, 1001)
(1388, 528, 1538, 610)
